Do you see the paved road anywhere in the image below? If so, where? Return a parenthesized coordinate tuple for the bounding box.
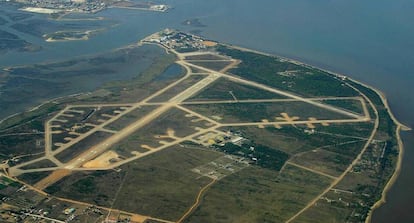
(181, 60, 363, 119)
(8, 48, 372, 186)
(285, 78, 380, 223)
(220, 118, 370, 127)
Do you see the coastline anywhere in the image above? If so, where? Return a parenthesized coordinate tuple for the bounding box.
(222, 43, 411, 222)
(365, 125, 405, 223)
(343, 78, 410, 223)
(0, 92, 87, 129)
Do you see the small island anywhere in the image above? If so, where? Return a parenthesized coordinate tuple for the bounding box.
(43, 29, 103, 42)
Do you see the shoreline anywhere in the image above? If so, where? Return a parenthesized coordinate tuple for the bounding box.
(344, 76, 409, 223)
(0, 92, 87, 129)
(365, 125, 405, 223)
(223, 43, 411, 223)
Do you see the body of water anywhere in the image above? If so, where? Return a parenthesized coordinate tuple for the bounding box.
(0, 0, 413, 221)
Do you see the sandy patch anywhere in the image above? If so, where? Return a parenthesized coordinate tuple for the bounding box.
(20, 7, 62, 14)
(130, 214, 147, 223)
(202, 41, 218, 47)
(82, 150, 119, 168)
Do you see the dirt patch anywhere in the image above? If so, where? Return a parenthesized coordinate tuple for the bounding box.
(202, 41, 217, 47)
(130, 214, 147, 223)
(82, 150, 120, 168)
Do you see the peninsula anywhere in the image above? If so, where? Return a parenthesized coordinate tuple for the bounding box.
(0, 29, 408, 223)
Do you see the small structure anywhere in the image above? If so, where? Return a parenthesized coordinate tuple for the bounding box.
(63, 207, 75, 215)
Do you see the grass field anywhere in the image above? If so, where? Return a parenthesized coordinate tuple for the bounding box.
(0, 101, 61, 132)
(149, 75, 205, 102)
(289, 149, 355, 177)
(187, 77, 287, 101)
(185, 164, 332, 223)
(105, 105, 159, 131)
(220, 124, 372, 156)
(184, 54, 229, 61)
(189, 66, 208, 74)
(0, 133, 45, 160)
(76, 50, 181, 104)
(320, 98, 365, 116)
(216, 46, 360, 98)
(185, 101, 352, 124)
(19, 158, 57, 170)
(186, 61, 233, 71)
(18, 171, 52, 185)
(55, 131, 113, 163)
(46, 145, 223, 221)
(83, 106, 126, 126)
(110, 107, 211, 155)
(293, 190, 354, 223)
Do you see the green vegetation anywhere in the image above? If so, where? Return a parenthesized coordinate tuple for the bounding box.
(0, 102, 59, 131)
(187, 61, 232, 71)
(293, 191, 354, 223)
(216, 143, 289, 171)
(1, 44, 174, 121)
(185, 54, 227, 60)
(0, 133, 45, 160)
(110, 108, 210, 156)
(73, 176, 96, 194)
(222, 124, 372, 156)
(292, 78, 400, 221)
(47, 145, 222, 221)
(187, 77, 287, 101)
(105, 106, 159, 131)
(290, 149, 354, 177)
(20, 158, 56, 170)
(0, 34, 402, 223)
(216, 46, 359, 97)
(43, 30, 93, 41)
(320, 98, 365, 116)
(81, 48, 180, 104)
(45, 169, 124, 206)
(55, 131, 113, 163)
(347, 81, 396, 139)
(1, 176, 21, 187)
(149, 75, 205, 102)
(185, 101, 350, 124)
(18, 171, 51, 185)
(186, 165, 332, 223)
